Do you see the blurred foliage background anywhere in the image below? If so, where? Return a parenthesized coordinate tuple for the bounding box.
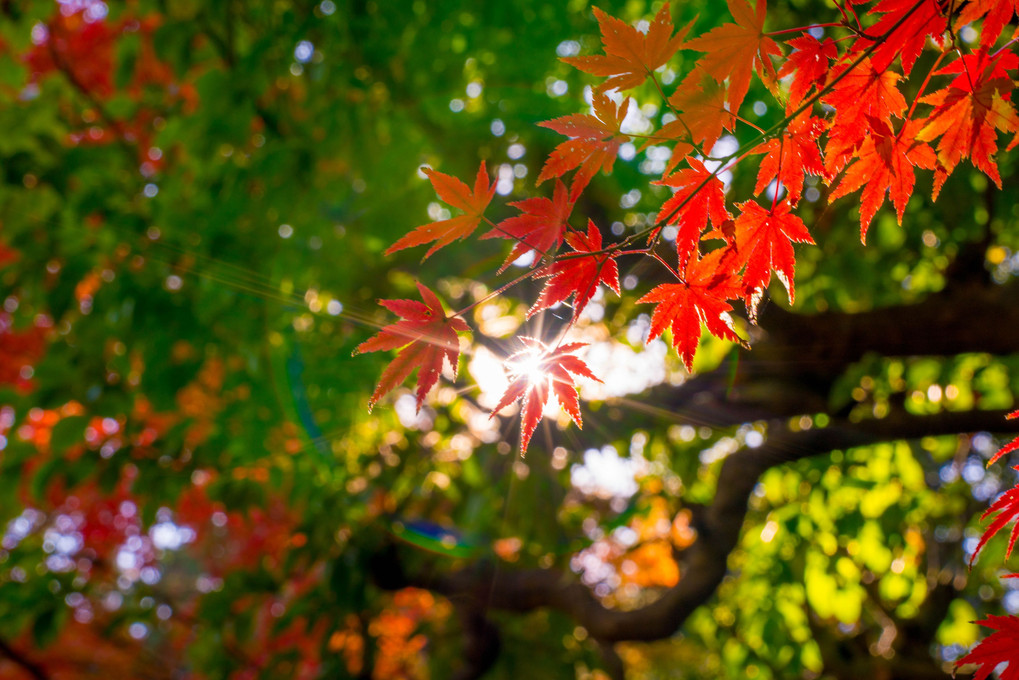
(0, 0, 1018, 678)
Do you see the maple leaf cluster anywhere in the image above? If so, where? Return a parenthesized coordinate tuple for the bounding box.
(359, 7, 1019, 668)
(22, 8, 192, 166)
(360, 1, 1019, 466)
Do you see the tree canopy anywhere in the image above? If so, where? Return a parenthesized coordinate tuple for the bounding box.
(1, 1, 1019, 679)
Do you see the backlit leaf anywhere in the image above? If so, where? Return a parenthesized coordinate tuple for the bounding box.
(637, 247, 743, 372)
(356, 283, 469, 412)
(528, 220, 620, 320)
(537, 91, 631, 199)
(654, 158, 731, 267)
(563, 6, 692, 92)
(481, 179, 572, 272)
(685, 0, 782, 114)
(828, 117, 936, 242)
(387, 162, 496, 258)
(917, 50, 1019, 189)
(733, 199, 814, 320)
(491, 339, 601, 454)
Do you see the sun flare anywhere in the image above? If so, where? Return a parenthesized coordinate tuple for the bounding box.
(508, 350, 547, 385)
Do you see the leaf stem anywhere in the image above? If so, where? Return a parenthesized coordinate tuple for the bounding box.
(735, 115, 767, 134)
(481, 215, 558, 264)
(903, 48, 949, 123)
(451, 268, 539, 319)
(648, 72, 706, 158)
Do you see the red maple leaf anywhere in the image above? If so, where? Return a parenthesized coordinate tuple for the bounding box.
(777, 35, 837, 110)
(733, 199, 814, 321)
(685, 0, 782, 114)
(563, 5, 692, 92)
(753, 111, 827, 205)
(828, 117, 937, 242)
(988, 409, 1019, 465)
(822, 56, 906, 127)
(637, 247, 744, 372)
(917, 50, 1019, 189)
(538, 92, 631, 200)
(387, 162, 496, 258)
(660, 68, 737, 165)
(957, 0, 1019, 48)
(855, 0, 946, 76)
(481, 179, 572, 272)
(955, 615, 1019, 680)
(822, 57, 907, 175)
(491, 339, 601, 454)
(26, 12, 118, 98)
(654, 158, 731, 267)
(971, 471, 1019, 566)
(819, 56, 908, 122)
(528, 220, 620, 320)
(355, 283, 469, 412)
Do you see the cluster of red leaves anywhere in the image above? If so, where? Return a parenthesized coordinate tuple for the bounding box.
(9, 400, 175, 571)
(21, 6, 191, 165)
(174, 473, 302, 576)
(0, 313, 48, 392)
(222, 569, 329, 680)
(24, 9, 118, 97)
(363, 0, 1019, 471)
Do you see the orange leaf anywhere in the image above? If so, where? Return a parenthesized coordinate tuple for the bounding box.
(957, 0, 1019, 48)
(563, 6, 692, 92)
(685, 0, 781, 114)
(387, 162, 495, 258)
(662, 68, 736, 162)
(356, 283, 469, 412)
(916, 50, 1019, 189)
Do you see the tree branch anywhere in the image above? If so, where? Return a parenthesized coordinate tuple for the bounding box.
(635, 279, 1019, 428)
(376, 408, 1019, 647)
